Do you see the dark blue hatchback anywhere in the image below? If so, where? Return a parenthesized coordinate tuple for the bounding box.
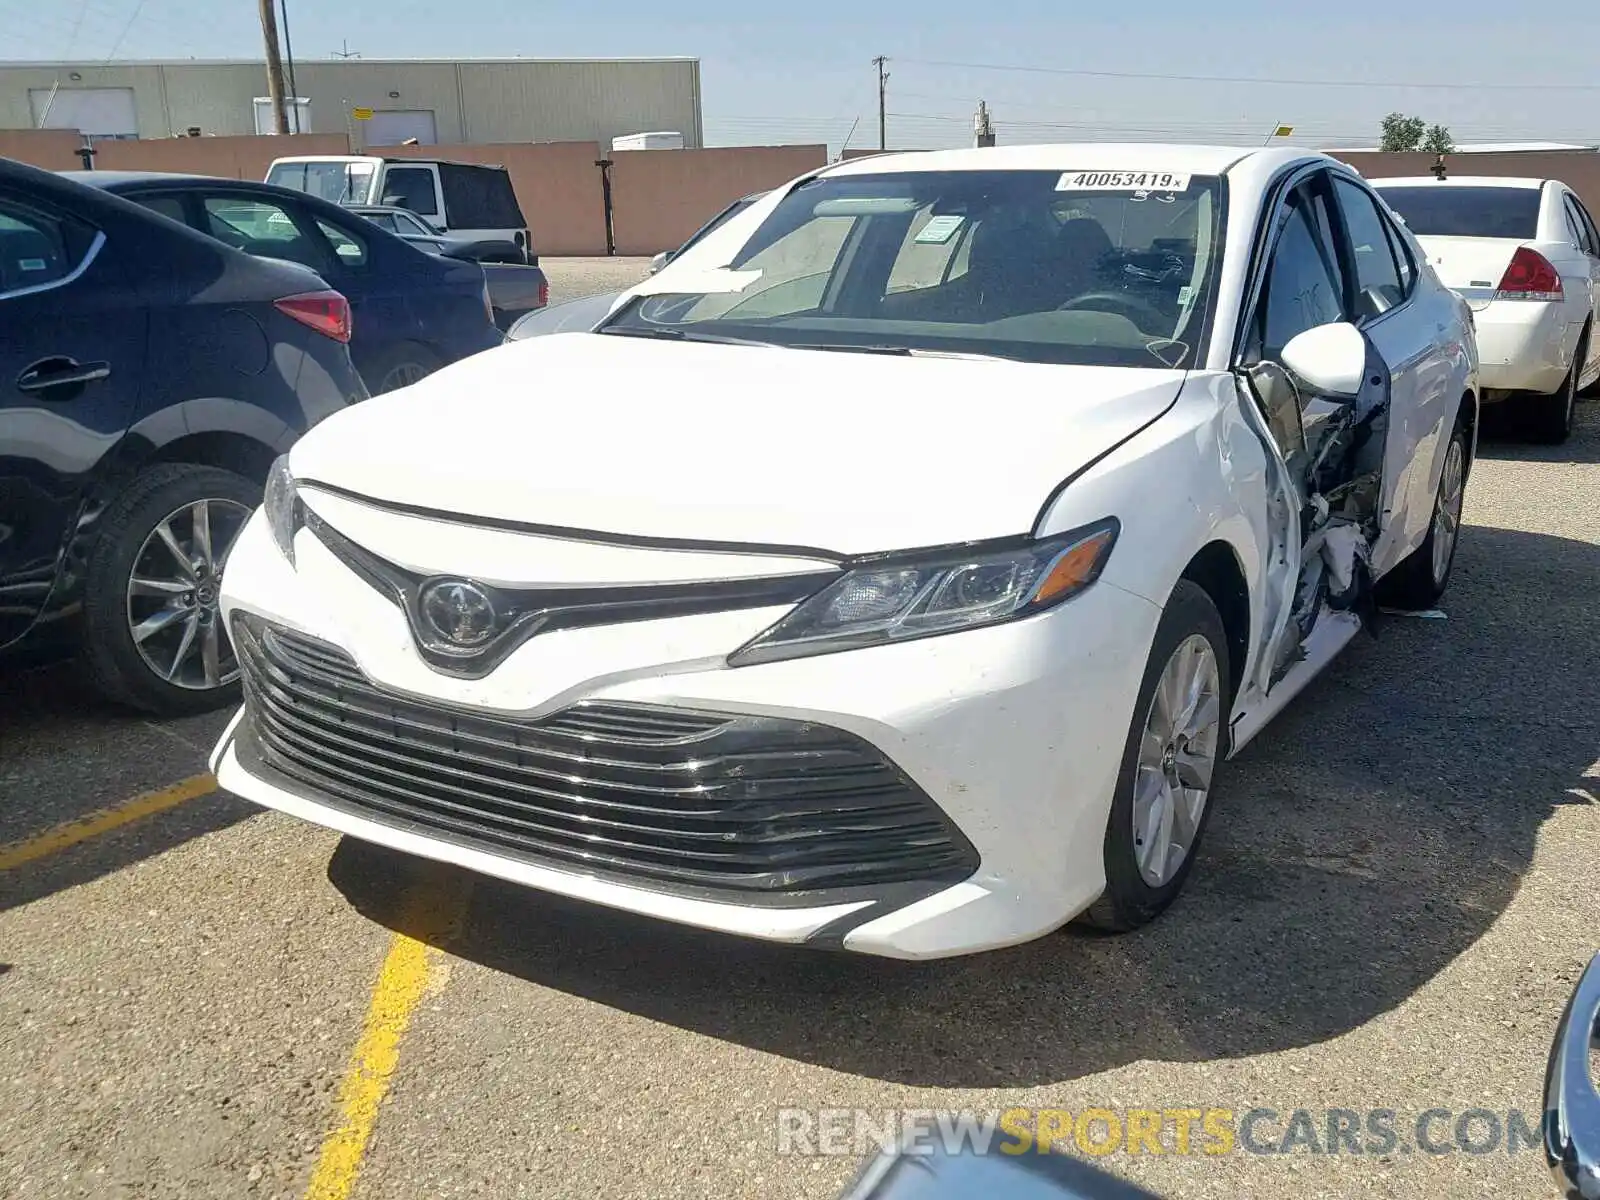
(66, 171, 505, 395)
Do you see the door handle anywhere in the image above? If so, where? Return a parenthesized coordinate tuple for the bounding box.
(16, 357, 111, 394)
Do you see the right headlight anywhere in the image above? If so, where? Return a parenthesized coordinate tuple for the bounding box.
(728, 518, 1119, 666)
(263, 454, 303, 566)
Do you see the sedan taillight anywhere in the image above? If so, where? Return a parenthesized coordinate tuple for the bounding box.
(275, 290, 352, 343)
(1495, 247, 1564, 301)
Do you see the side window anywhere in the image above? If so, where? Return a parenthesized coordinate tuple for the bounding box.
(1252, 183, 1349, 361)
(380, 168, 439, 217)
(315, 218, 368, 267)
(0, 199, 95, 295)
(131, 194, 189, 226)
(1382, 215, 1417, 297)
(1333, 178, 1405, 318)
(365, 212, 398, 233)
(886, 209, 968, 293)
(1563, 196, 1597, 256)
(201, 196, 326, 272)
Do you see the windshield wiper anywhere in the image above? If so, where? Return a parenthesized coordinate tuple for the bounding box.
(597, 326, 774, 348)
(794, 343, 1018, 362)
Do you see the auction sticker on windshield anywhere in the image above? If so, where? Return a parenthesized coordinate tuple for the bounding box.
(1056, 171, 1192, 192)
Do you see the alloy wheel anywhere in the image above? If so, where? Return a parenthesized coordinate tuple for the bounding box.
(1132, 634, 1222, 887)
(1431, 437, 1466, 587)
(379, 362, 430, 393)
(124, 498, 252, 690)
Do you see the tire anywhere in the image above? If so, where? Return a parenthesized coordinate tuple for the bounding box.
(365, 343, 442, 396)
(1522, 326, 1584, 444)
(80, 464, 260, 716)
(1375, 414, 1470, 611)
(1080, 580, 1230, 933)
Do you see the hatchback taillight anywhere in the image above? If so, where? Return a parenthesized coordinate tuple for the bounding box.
(275, 290, 352, 343)
(1495, 247, 1564, 301)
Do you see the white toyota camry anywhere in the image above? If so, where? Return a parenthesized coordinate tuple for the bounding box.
(211, 145, 1479, 960)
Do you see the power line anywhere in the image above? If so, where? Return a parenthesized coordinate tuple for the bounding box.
(896, 55, 1600, 94)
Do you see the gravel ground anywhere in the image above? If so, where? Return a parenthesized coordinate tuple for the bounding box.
(1, 332, 1596, 1199)
(541, 256, 652, 305)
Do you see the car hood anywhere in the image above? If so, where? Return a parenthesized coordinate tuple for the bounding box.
(289, 333, 1186, 556)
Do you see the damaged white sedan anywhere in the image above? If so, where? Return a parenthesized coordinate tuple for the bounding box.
(211, 144, 1478, 959)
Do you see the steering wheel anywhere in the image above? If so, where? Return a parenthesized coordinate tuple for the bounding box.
(1057, 291, 1169, 328)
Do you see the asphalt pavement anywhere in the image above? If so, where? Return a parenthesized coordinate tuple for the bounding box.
(1, 258, 1596, 1200)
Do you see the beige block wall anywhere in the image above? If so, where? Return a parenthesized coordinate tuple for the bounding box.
(0, 129, 83, 170)
(380, 140, 608, 256)
(92, 133, 351, 180)
(608, 145, 828, 255)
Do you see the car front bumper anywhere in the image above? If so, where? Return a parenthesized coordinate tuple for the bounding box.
(211, 509, 1159, 959)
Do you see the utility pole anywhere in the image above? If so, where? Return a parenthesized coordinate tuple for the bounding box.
(973, 100, 995, 147)
(333, 39, 360, 60)
(873, 55, 889, 151)
(279, 0, 299, 124)
(257, 0, 289, 134)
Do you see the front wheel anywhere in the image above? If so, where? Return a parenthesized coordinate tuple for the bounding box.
(1375, 416, 1470, 611)
(1080, 580, 1229, 933)
(80, 464, 260, 715)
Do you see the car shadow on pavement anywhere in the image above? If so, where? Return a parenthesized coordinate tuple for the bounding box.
(0, 663, 254, 913)
(330, 524, 1597, 1088)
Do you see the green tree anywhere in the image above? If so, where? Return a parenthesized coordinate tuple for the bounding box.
(1421, 123, 1455, 155)
(1379, 112, 1427, 152)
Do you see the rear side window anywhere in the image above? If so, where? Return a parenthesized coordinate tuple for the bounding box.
(1562, 195, 1598, 255)
(438, 164, 524, 229)
(1333, 179, 1405, 316)
(316, 218, 367, 267)
(0, 199, 96, 294)
(133, 195, 188, 226)
(1373, 186, 1540, 238)
(379, 167, 439, 217)
(201, 196, 326, 272)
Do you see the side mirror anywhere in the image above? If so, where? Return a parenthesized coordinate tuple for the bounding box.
(1280, 321, 1366, 398)
(1544, 952, 1600, 1198)
(648, 251, 672, 275)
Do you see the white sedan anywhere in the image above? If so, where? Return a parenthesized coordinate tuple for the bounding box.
(1371, 174, 1600, 443)
(211, 144, 1479, 959)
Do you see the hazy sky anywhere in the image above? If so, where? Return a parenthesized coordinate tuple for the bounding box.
(6, 0, 1600, 152)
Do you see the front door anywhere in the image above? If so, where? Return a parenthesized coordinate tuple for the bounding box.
(0, 189, 146, 648)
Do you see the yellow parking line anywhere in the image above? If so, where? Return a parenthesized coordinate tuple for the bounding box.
(304, 871, 473, 1200)
(0, 773, 217, 871)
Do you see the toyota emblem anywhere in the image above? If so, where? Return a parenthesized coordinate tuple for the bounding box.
(418, 579, 499, 648)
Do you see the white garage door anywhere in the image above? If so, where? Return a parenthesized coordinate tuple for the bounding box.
(28, 87, 138, 137)
(366, 110, 438, 146)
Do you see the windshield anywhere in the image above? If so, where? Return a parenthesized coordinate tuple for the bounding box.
(602, 170, 1224, 368)
(1373, 185, 1541, 238)
(266, 160, 375, 205)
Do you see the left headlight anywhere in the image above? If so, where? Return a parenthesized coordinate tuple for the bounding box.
(263, 454, 303, 566)
(729, 518, 1119, 666)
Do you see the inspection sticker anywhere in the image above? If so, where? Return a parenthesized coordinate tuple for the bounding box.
(914, 214, 965, 244)
(1056, 170, 1191, 193)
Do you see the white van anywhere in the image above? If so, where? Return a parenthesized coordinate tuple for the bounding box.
(265, 155, 532, 260)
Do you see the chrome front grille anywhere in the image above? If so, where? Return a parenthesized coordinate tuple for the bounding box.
(233, 616, 977, 896)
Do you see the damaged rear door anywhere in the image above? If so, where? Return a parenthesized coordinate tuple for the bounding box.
(1234, 167, 1396, 699)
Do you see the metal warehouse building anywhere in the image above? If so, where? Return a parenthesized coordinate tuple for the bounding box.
(0, 57, 703, 149)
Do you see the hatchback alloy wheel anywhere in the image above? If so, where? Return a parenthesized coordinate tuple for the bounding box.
(125, 498, 252, 690)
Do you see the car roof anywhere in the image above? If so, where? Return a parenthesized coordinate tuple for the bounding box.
(62, 170, 211, 186)
(1367, 176, 1548, 189)
(819, 143, 1320, 179)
